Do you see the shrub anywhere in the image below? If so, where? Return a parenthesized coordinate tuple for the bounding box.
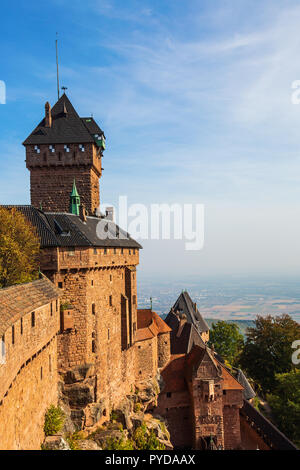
(104, 436, 134, 450)
(134, 403, 141, 413)
(44, 405, 65, 436)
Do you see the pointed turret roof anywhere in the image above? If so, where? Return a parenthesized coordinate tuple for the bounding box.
(170, 291, 209, 333)
(23, 93, 104, 145)
(70, 179, 80, 198)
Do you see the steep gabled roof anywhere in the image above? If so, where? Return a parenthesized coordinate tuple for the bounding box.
(236, 369, 256, 400)
(23, 94, 104, 145)
(165, 310, 206, 354)
(171, 291, 209, 333)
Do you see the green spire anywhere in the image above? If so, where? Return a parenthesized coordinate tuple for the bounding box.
(70, 179, 80, 215)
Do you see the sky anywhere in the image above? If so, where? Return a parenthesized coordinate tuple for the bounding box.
(1, 0, 300, 279)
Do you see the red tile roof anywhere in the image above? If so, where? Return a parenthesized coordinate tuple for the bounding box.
(136, 309, 171, 342)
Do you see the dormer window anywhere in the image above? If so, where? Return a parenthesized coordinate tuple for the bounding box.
(49, 145, 55, 153)
(79, 144, 85, 152)
(34, 145, 40, 154)
(64, 145, 70, 153)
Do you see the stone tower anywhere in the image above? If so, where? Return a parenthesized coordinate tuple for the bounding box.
(23, 94, 105, 215)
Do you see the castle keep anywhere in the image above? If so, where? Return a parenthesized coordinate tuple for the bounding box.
(0, 94, 297, 450)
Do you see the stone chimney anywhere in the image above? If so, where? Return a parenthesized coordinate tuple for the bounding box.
(45, 102, 52, 127)
(105, 207, 114, 221)
(176, 314, 187, 338)
(79, 204, 87, 222)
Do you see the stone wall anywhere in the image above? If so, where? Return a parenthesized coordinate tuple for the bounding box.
(0, 299, 59, 450)
(240, 414, 271, 450)
(223, 405, 242, 449)
(158, 333, 170, 368)
(135, 336, 158, 380)
(49, 246, 140, 411)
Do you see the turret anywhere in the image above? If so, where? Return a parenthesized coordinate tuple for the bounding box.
(23, 94, 105, 215)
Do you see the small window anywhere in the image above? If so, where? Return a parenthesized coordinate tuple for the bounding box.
(79, 144, 85, 152)
(223, 390, 227, 395)
(92, 340, 96, 353)
(49, 355, 52, 372)
(108, 329, 110, 340)
(166, 392, 172, 398)
(12, 325, 15, 345)
(92, 303, 96, 315)
(40, 367, 43, 380)
(104, 248, 107, 255)
(91, 280, 94, 287)
(133, 295, 136, 305)
(94, 248, 97, 255)
(133, 249, 136, 255)
(121, 248, 124, 255)
(20, 318, 23, 335)
(49, 145, 55, 153)
(50, 303, 53, 316)
(110, 274, 112, 282)
(58, 152, 62, 161)
(68, 247, 75, 256)
(56, 300, 58, 311)
(109, 295, 112, 306)
(31, 312, 35, 328)
(114, 248, 117, 254)
(58, 282, 63, 289)
(34, 145, 40, 154)
(64, 145, 70, 153)
(129, 249, 131, 255)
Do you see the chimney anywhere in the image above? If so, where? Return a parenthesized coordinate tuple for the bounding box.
(79, 204, 87, 222)
(176, 314, 187, 338)
(105, 207, 114, 221)
(45, 102, 52, 127)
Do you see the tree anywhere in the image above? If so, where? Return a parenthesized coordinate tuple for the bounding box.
(208, 320, 244, 365)
(239, 315, 300, 394)
(267, 370, 300, 447)
(0, 207, 40, 288)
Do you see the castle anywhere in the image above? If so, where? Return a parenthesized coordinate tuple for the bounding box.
(0, 94, 297, 450)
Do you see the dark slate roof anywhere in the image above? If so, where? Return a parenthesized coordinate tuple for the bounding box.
(171, 291, 209, 333)
(23, 94, 104, 145)
(0, 275, 60, 336)
(165, 311, 206, 354)
(2, 206, 142, 249)
(236, 369, 256, 400)
(240, 400, 298, 450)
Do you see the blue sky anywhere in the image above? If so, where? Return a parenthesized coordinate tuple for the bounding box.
(1, 0, 300, 278)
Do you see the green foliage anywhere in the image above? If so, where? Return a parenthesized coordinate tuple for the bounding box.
(104, 436, 134, 450)
(134, 423, 165, 450)
(134, 402, 141, 413)
(267, 370, 300, 447)
(252, 396, 261, 412)
(44, 405, 65, 436)
(65, 431, 85, 450)
(110, 410, 118, 422)
(208, 320, 244, 364)
(0, 207, 40, 288)
(239, 315, 300, 393)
